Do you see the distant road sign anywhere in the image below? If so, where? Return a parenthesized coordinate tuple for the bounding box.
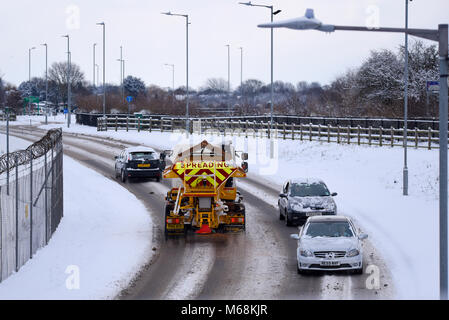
(126, 96, 133, 103)
(426, 81, 440, 93)
(63, 108, 68, 114)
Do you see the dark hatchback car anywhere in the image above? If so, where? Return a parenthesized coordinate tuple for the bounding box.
(115, 146, 166, 182)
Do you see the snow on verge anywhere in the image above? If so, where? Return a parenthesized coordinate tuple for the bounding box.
(0, 154, 153, 299)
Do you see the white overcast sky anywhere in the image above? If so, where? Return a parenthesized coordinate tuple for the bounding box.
(0, 0, 448, 90)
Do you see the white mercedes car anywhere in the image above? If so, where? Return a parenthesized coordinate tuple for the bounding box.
(290, 216, 368, 274)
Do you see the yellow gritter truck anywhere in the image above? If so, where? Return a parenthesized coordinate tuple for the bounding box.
(163, 140, 248, 237)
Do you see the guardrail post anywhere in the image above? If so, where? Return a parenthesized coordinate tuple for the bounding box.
(161, 118, 164, 132)
(318, 124, 321, 141)
(171, 118, 174, 132)
(115, 116, 118, 131)
(253, 121, 256, 138)
(291, 123, 295, 140)
(328, 124, 331, 143)
(300, 123, 303, 141)
(138, 117, 141, 132)
(126, 116, 129, 132)
(149, 117, 152, 133)
(283, 123, 286, 140)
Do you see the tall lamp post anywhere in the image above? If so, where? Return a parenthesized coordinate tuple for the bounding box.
(41, 43, 48, 124)
(403, 0, 412, 196)
(162, 11, 190, 133)
(97, 22, 106, 117)
(62, 35, 71, 128)
(239, 1, 282, 141)
(28, 46, 36, 115)
(257, 8, 448, 300)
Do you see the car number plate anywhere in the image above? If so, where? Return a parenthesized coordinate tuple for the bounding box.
(167, 224, 184, 229)
(138, 164, 151, 168)
(320, 260, 340, 266)
(306, 212, 322, 217)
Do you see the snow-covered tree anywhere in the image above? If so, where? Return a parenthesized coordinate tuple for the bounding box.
(123, 76, 146, 98)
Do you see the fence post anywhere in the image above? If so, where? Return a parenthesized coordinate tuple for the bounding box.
(283, 123, 286, 140)
(391, 127, 394, 147)
(161, 118, 164, 132)
(15, 154, 19, 272)
(126, 116, 129, 132)
(149, 117, 152, 133)
(29, 150, 33, 259)
(379, 127, 383, 147)
(428, 127, 432, 150)
(291, 123, 295, 140)
(357, 125, 361, 145)
(337, 125, 341, 144)
(115, 116, 118, 131)
(253, 121, 256, 138)
(415, 127, 418, 149)
(369, 126, 372, 146)
(172, 118, 174, 132)
(318, 124, 321, 141)
(309, 123, 312, 141)
(347, 126, 350, 144)
(328, 125, 331, 143)
(300, 123, 303, 141)
(138, 117, 141, 132)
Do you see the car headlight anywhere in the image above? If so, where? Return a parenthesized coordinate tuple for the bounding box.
(346, 249, 360, 257)
(300, 249, 313, 257)
(290, 201, 303, 212)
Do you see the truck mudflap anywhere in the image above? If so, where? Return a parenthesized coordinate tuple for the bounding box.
(165, 216, 186, 237)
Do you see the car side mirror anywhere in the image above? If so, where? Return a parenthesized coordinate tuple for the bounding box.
(160, 153, 166, 161)
(114, 156, 118, 160)
(279, 193, 287, 198)
(331, 192, 338, 197)
(358, 233, 368, 240)
(241, 152, 248, 161)
(290, 234, 300, 240)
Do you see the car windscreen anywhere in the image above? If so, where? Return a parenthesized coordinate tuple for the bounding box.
(290, 182, 330, 197)
(131, 152, 156, 160)
(304, 221, 354, 238)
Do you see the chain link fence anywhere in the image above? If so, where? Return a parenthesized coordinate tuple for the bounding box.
(0, 128, 63, 282)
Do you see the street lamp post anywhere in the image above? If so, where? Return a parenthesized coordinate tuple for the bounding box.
(97, 22, 106, 117)
(257, 9, 448, 300)
(239, 1, 281, 155)
(41, 43, 48, 124)
(62, 35, 71, 128)
(403, 0, 411, 196)
(162, 11, 190, 133)
(119, 46, 124, 103)
(95, 64, 99, 87)
(28, 47, 36, 116)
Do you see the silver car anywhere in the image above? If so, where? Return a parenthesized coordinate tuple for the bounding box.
(279, 178, 338, 226)
(290, 216, 368, 274)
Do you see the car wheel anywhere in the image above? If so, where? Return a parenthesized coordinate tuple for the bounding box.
(115, 166, 119, 179)
(156, 176, 161, 182)
(121, 170, 127, 183)
(285, 210, 292, 227)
